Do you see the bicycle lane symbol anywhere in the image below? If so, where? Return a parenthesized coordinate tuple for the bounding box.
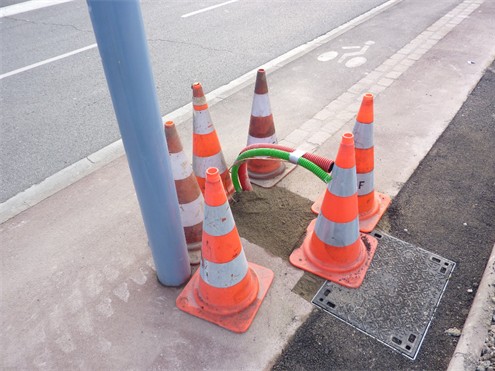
(317, 41, 375, 68)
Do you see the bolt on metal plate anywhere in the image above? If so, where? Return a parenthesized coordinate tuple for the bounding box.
(312, 231, 455, 360)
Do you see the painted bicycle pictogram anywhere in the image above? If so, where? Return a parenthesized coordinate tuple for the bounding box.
(318, 41, 375, 68)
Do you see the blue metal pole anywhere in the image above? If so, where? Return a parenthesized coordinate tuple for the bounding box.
(86, 0, 190, 286)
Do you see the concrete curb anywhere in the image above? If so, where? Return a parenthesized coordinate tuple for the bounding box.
(448, 243, 495, 370)
(0, 140, 124, 224)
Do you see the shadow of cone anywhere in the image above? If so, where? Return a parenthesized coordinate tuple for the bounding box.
(247, 69, 285, 180)
(290, 133, 378, 288)
(191, 82, 234, 199)
(164, 121, 204, 265)
(311, 94, 390, 233)
(176, 167, 274, 333)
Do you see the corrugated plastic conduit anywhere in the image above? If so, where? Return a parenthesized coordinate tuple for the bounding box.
(231, 147, 333, 193)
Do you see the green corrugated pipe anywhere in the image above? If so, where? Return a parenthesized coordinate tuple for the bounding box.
(231, 148, 332, 193)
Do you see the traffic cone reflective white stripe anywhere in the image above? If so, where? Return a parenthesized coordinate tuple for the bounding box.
(290, 133, 378, 289)
(246, 69, 285, 179)
(353, 93, 391, 233)
(164, 121, 204, 265)
(176, 167, 274, 333)
(191, 82, 234, 198)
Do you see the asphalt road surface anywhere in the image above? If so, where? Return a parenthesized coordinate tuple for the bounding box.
(0, 0, 390, 202)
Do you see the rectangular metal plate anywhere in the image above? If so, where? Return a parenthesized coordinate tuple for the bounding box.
(312, 231, 455, 360)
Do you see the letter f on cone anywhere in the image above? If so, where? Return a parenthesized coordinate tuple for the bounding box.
(290, 133, 378, 288)
(176, 167, 274, 333)
(311, 94, 390, 233)
(353, 93, 391, 232)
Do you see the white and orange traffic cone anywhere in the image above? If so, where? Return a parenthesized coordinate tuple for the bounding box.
(311, 94, 390, 233)
(164, 121, 203, 265)
(176, 167, 274, 333)
(246, 69, 285, 180)
(290, 133, 378, 288)
(352, 93, 391, 232)
(191, 82, 234, 199)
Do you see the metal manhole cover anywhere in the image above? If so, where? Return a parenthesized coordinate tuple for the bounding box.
(311, 231, 455, 360)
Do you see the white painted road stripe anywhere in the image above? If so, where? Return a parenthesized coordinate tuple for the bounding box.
(0, 0, 401, 223)
(0, 44, 97, 80)
(181, 0, 238, 18)
(0, 0, 73, 18)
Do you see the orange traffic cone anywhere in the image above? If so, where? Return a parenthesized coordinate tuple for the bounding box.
(191, 82, 234, 198)
(290, 133, 378, 288)
(164, 121, 204, 265)
(176, 167, 274, 333)
(246, 69, 285, 179)
(311, 94, 391, 233)
(352, 93, 391, 232)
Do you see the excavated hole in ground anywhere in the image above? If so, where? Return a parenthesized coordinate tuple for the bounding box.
(230, 185, 325, 301)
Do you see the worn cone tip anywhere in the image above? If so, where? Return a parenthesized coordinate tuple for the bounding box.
(164, 120, 175, 131)
(254, 69, 268, 94)
(336, 132, 356, 169)
(342, 132, 354, 145)
(356, 93, 374, 124)
(206, 167, 221, 183)
(164, 120, 183, 153)
(205, 167, 226, 206)
(192, 82, 204, 97)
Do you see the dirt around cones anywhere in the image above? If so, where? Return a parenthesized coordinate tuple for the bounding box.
(231, 186, 315, 259)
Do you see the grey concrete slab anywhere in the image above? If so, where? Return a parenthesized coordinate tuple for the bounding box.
(1, 155, 312, 370)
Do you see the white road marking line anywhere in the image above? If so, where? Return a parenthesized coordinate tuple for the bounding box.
(0, 0, 401, 223)
(0, 44, 97, 80)
(181, 0, 238, 18)
(0, 0, 73, 18)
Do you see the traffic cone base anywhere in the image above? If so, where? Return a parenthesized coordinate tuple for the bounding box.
(290, 220, 378, 289)
(312, 193, 390, 233)
(176, 262, 273, 333)
(311, 191, 390, 233)
(248, 163, 297, 188)
(358, 192, 391, 233)
(311, 191, 325, 215)
(248, 160, 286, 180)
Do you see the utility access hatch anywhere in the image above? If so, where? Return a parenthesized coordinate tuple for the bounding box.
(312, 231, 455, 360)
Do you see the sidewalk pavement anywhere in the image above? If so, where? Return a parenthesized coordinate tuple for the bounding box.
(1, 0, 494, 369)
